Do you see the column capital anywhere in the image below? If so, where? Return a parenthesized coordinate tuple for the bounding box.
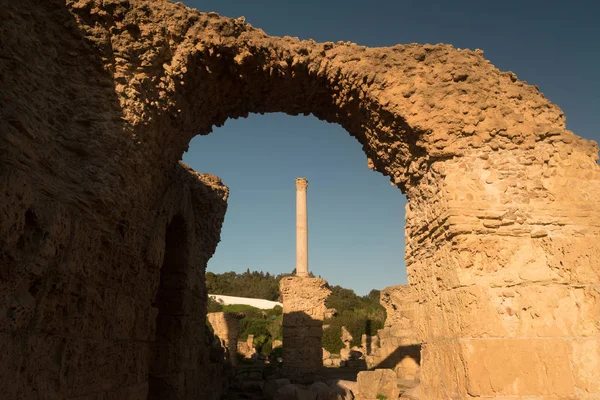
(295, 177, 308, 190)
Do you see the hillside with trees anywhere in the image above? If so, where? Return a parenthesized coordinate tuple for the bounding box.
(206, 270, 288, 301)
(206, 271, 386, 356)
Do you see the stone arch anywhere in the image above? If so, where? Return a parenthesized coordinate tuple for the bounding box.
(97, 6, 597, 398)
(1, 1, 599, 399)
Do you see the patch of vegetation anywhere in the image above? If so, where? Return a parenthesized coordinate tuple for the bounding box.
(207, 296, 223, 313)
(206, 271, 386, 357)
(211, 303, 283, 356)
(322, 287, 385, 354)
(206, 270, 290, 301)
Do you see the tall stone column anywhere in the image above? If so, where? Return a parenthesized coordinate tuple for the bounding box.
(295, 178, 309, 277)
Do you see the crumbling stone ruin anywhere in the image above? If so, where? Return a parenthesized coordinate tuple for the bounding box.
(280, 276, 331, 383)
(207, 311, 245, 366)
(370, 285, 421, 395)
(237, 334, 257, 360)
(1, 0, 599, 399)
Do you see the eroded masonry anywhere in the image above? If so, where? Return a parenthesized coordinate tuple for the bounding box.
(1, 0, 599, 399)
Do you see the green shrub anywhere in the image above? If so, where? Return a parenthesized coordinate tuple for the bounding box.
(322, 324, 345, 354)
(206, 270, 286, 301)
(233, 308, 282, 357)
(207, 297, 223, 313)
(266, 317, 282, 341)
(240, 319, 270, 340)
(265, 305, 283, 317)
(222, 304, 264, 318)
(322, 308, 385, 352)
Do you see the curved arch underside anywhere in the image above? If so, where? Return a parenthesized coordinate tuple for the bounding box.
(64, 0, 594, 198)
(1, 0, 599, 399)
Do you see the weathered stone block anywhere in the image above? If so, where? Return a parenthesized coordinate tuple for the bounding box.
(357, 369, 399, 400)
(281, 277, 331, 382)
(418, 341, 466, 400)
(461, 338, 575, 397)
(570, 338, 600, 395)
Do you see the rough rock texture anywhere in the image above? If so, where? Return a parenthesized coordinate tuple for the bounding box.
(369, 285, 421, 382)
(1, 0, 600, 399)
(341, 326, 353, 348)
(237, 334, 257, 359)
(0, 160, 229, 398)
(360, 334, 379, 356)
(207, 311, 245, 366)
(356, 369, 400, 400)
(280, 277, 331, 383)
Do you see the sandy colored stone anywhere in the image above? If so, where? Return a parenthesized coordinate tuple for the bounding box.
(280, 277, 331, 383)
(357, 369, 400, 400)
(207, 312, 245, 366)
(371, 285, 421, 383)
(339, 348, 351, 361)
(461, 339, 576, 397)
(341, 326, 353, 347)
(360, 334, 379, 356)
(295, 178, 310, 277)
(1, 0, 599, 399)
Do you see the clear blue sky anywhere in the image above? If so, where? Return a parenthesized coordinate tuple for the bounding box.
(181, 0, 600, 295)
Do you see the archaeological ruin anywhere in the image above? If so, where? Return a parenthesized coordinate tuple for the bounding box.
(1, 0, 599, 399)
(207, 311, 245, 367)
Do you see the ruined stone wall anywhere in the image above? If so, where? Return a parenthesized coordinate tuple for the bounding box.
(1, 2, 226, 399)
(280, 277, 331, 383)
(408, 137, 600, 399)
(207, 312, 244, 366)
(1, 160, 228, 400)
(0, 162, 230, 400)
(368, 285, 420, 382)
(1, 0, 599, 399)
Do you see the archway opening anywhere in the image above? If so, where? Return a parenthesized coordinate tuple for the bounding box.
(184, 112, 408, 295)
(184, 112, 415, 384)
(148, 215, 189, 400)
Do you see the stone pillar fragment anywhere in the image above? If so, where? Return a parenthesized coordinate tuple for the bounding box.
(207, 312, 245, 366)
(368, 285, 421, 382)
(295, 178, 309, 277)
(280, 276, 330, 383)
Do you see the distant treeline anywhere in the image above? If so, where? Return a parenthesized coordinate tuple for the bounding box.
(206, 270, 291, 301)
(206, 270, 386, 354)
